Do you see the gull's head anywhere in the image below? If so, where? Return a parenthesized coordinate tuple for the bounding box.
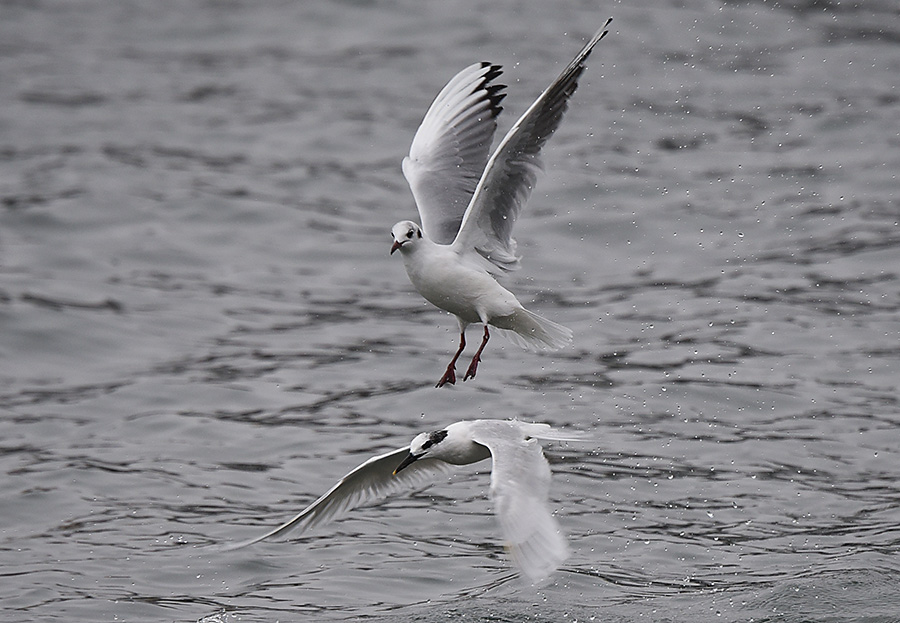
(390, 220, 423, 255)
(393, 428, 449, 474)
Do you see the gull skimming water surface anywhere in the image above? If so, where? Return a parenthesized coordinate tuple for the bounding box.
(230, 419, 588, 584)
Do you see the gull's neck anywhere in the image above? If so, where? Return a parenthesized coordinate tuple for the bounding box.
(435, 422, 492, 465)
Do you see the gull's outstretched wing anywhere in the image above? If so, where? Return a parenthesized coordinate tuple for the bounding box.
(451, 19, 612, 271)
(226, 446, 453, 549)
(469, 420, 571, 584)
(402, 62, 507, 245)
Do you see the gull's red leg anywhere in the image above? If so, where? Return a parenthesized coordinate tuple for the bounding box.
(463, 325, 490, 382)
(436, 329, 467, 388)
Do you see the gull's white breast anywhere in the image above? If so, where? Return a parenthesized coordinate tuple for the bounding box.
(401, 244, 520, 324)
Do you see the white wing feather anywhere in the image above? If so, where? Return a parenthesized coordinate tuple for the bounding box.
(451, 21, 611, 271)
(469, 420, 573, 584)
(225, 446, 453, 550)
(403, 62, 506, 244)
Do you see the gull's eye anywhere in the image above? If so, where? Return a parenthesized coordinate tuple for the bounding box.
(407, 229, 414, 238)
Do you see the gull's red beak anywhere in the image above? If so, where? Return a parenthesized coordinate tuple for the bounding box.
(390, 240, 403, 255)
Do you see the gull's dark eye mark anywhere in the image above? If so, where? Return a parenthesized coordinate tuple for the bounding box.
(407, 229, 414, 239)
(421, 429, 448, 451)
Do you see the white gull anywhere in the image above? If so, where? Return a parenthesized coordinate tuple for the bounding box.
(390, 20, 612, 387)
(230, 419, 588, 584)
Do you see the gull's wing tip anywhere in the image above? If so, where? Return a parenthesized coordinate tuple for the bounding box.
(480, 60, 504, 77)
(598, 16, 613, 38)
(215, 520, 300, 552)
(584, 17, 614, 54)
(576, 18, 613, 58)
(209, 533, 271, 553)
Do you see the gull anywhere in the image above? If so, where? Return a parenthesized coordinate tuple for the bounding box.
(230, 419, 588, 584)
(390, 20, 612, 387)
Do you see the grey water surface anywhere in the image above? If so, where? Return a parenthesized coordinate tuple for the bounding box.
(2, 0, 899, 621)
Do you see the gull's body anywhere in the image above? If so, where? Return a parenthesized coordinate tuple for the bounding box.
(231, 419, 588, 584)
(390, 20, 612, 387)
(400, 239, 521, 326)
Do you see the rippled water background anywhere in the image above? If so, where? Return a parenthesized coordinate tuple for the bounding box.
(2, 0, 899, 621)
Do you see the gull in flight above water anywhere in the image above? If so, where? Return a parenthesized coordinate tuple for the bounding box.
(390, 19, 612, 387)
(229, 419, 589, 584)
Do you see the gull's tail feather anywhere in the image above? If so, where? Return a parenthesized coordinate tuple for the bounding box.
(492, 308, 573, 352)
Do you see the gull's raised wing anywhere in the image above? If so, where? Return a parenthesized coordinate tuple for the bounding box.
(402, 62, 507, 245)
(226, 446, 453, 549)
(451, 20, 611, 271)
(469, 421, 570, 584)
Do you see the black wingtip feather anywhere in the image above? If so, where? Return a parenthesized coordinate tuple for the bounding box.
(478, 64, 507, 119)
(481, 62, 503, 82)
